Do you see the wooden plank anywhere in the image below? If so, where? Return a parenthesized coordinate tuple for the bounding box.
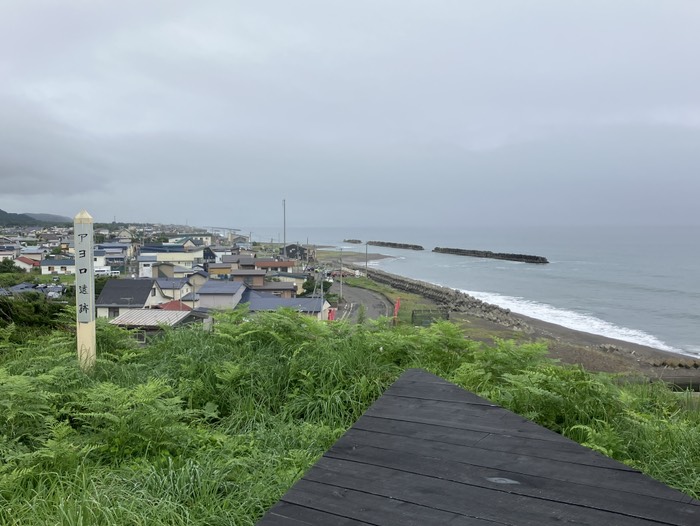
(259, 501, 375, 525)
(278, 479, 496, 526)
(333, 428, 689, 503)
(364, 396, 565, 442)
(305, 458, 669, 526)
(352, 415, 627, 470)
(324, 441, 698, 525)
(258, 369, 700, 525)
(383, 381, 498, 406)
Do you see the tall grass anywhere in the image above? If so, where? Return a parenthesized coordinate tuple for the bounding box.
(0, 314, 698, 525)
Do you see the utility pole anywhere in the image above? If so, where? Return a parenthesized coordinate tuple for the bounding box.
(283, 199, 287, 258)
(365, 243, 368, 276)
(339, 247, 343, 303)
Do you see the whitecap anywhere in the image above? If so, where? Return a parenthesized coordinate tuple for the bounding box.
(460, 289, 691, 355)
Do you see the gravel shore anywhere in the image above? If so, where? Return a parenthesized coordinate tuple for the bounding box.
(335, 251, 700, 388)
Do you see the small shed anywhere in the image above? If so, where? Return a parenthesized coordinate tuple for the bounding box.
(109, 309, 203, 342)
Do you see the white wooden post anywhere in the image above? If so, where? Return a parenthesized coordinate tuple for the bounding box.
(74, 210, 96, 371)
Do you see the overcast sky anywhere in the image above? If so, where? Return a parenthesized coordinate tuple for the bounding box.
(1, 1, 699, 228)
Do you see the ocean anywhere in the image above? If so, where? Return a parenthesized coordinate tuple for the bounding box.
(252, 225, 700, 357)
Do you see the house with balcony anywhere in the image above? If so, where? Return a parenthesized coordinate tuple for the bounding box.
(254, 258, 296, 273)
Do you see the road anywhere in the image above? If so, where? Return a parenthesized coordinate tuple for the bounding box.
(329, 281, 393, 323)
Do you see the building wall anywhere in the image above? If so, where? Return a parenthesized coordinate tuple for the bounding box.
(198, 288, 244, 309)
(41, 264, 76, 275)
(144, 285, 170, 308)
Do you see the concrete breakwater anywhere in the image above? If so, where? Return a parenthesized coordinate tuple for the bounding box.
(356, 266, 531, 331)
(367, 241, 425, 251)
(433, 247, 549, 264)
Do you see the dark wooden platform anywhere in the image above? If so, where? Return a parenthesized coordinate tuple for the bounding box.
(258, 369, 699, 525)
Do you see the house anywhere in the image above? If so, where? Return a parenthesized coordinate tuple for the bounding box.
(13, 256, 40, 272)
(40, 249, 112, 275)
(20, 247, 49, 262)
(96, 242, 134, 259)
(196, 280, 246, 309)
(254, 258, 296, 273)
(280, 244, 310, 260)
(187, 270, 208, 292)
(246, 293, 331, 320)
(0, 249, 15, 262)
(207, 263, 232, 279)
(0, 244, 21, 260)
(96, 278, 170, 318)
(210, 245, 236, 263)
(155, 300, 192, 311)
(148, 262, 194, 279)
(109, 309, 204, 342)
(221, 255, 256, 270)
(40, 258, 76, 275)
(168, 233, 213, 246)
(9, 283, 38, 295)
(229, 269, 266, 287)
(265, 272, 309, 295)
(138, 245, 205, 273)
(93, 250, 107, 268)
(155, 277, 192, 301)
(249, 281, 296, 298)
(115, 229, 134, 243)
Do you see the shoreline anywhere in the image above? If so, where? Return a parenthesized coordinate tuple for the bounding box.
(336, 253, 700, 387)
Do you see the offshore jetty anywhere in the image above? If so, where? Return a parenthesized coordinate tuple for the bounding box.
(367, 241, 424, 250)
(433, 247, 549, 264)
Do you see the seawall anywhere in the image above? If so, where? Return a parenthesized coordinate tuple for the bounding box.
(433, 247, 549, 264)
(355, 266, 531, 331)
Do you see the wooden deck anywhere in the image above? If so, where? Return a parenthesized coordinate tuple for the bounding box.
(258, 369, 699, 525)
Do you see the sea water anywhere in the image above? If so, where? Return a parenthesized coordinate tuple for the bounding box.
(253, 225, 700, 356)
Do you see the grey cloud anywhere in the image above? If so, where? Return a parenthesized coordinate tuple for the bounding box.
(0, 1, 699, 227)
(0, 97, 110, 196)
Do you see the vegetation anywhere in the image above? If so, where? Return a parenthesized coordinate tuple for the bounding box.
(0, 260, 24, 274)
(299, 276, 332, 297)
(344, 275, 434, 323)
(0, 209, 45, 226)
(0, 311, 698, 524)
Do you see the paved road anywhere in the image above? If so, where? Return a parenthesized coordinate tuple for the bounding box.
(329, 281, 393, 323)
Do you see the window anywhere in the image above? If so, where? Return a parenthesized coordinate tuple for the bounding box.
(108, 307, 119, 318)
(151, 289, 156, 296)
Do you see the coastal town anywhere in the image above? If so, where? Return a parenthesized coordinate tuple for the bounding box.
(0, 217, 361, 337)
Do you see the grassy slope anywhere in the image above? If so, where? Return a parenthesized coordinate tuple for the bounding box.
(0, 310, 699, 524)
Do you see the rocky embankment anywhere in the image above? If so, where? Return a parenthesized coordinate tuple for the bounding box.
(433, 247, 549, 264)
(357, 267, 530, 331)
(367, 241, 424, 250)
(343, 239, 362, 244)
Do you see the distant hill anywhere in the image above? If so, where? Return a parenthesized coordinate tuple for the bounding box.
(24, 212, 72, 223)
(0, 209, 42, 226)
